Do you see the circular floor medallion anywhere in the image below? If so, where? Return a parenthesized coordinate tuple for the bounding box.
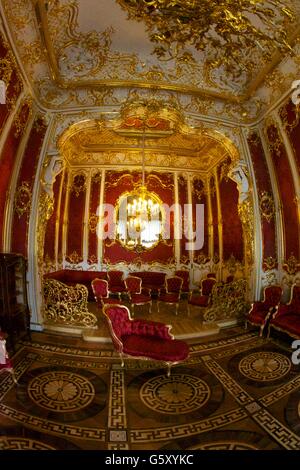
(238, 352, 291, 382)
(28, 371, 95, 412)
(16, 366, 107, 422)
(140, 374, 211, 414)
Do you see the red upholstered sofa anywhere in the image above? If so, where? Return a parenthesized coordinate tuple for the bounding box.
(133, 271, 166, 294)
(103, 304, 189, 376)
(44, 270, 107, 301)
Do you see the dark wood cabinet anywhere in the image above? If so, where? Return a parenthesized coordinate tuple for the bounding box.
(0, 253, 30, 350)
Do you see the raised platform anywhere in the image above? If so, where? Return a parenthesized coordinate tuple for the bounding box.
(82, 302, 220, 343)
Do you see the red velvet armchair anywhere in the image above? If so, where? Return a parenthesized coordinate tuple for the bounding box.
(245, 285, 283, 336)
(0, 332, 17, 384)
(157, 276, 183, 315)
(103, 304, 189, 376)
(91, 278, 119, 309)
(175, 270, 190, 296)
(207, 273, 217, 279)
(107, 270, 126, 299)
(268, 284, 300, 339)
(188, 278, 216, 315)
(125, 276, 152, 315)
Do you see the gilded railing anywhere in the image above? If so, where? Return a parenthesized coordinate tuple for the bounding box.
(204, 279, 250, 323)
(43, 279, 98, 328)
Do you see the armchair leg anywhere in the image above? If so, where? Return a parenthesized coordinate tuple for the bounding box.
(175, 303, 179, 315)
(149, 302, 152, 314)
(167, 363, 171, 378)
(187, 304, 190, 317)
(245, 321, 248, 330)
(119, 353, 124, 368)
(131, 304, 134, 316)
(259, 324, 264, 337)
(11, 369, 17, 384)
(157, 301, 160, 313)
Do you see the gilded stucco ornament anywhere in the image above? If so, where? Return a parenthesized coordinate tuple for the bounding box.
(14, 181, 32, 218)
(3, 0, 300, 120)
(204, 279, 249, 323)
(228, 162, 254, 266)
(260, 191, 275, 223)
(41, 156, 64, 198)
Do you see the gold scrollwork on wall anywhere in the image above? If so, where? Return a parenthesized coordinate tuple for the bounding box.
(194, 253, 210, 265)
(263, 256, 277, 271)
(38, 192, 54, 267)
(88, 213, 99, 233)
(13, 98, 33, 137)
(105, 172, 134, 189)
(71, 173, 86, 196)
(65, 250, 83, 265)
(265, 122, 283, 157)
(238, 198, 254, 266)
(283, 255, 300, 276)
(280, 104, 300, 132)
(14, 181, 32, 218)
(259, 191, 275, 223)
(146, 173, 174, 190)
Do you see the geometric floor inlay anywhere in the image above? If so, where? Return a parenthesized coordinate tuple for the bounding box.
(28, 371, 95, 412)
(127, 367, 224, 423)
(140, 374, 211, 415)
(0, 437, 55, 450)
(239, 352, 291, 382)
(16, 365, 107, 423)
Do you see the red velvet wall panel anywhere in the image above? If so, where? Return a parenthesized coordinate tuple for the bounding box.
(219, 167, 244, 262)
(88, 172, 101, 265)
(247, 132, 277, 270)
(178, 175, 189, 264)
(266, 124, 300, 265)
(192, 178, 208, 262)
(11, 116, 47, 256)
(210, 176, 219, 262)
(280, 100, 300, 172)
(57, 172, 67, 264)
(66, 173, 86, 263)
(43, 173, 62, 263)
(0, 33, 23, 133)
(0, 102, 30, 250)
(103, 171, 174, 264)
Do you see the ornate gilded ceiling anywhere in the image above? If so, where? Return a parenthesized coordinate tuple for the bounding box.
(58, 115, 234, 174)
(1, 0, 300, 122)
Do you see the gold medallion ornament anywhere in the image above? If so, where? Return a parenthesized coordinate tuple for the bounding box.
(260, 191, 275, 223)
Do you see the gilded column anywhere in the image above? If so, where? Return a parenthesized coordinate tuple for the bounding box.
(187, 173, 194, 265)
(174, 171, 181, 266)
(98, 168, 106, 268)
(206, 177, 213, 261)
(55, 167, 65, 270)
(62, 171, 72, 266)
(214, 168, 223, 269)
(83, 170, 92, 266)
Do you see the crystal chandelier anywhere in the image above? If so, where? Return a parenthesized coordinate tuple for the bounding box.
(117, 131, 162, 252)
(117, 0, 294, 73)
